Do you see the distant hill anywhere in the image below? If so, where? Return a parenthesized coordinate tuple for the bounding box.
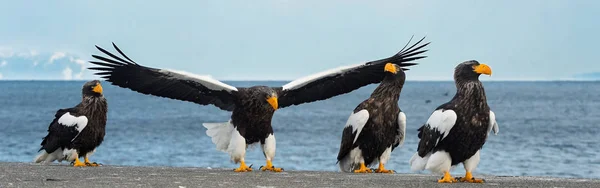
(572, 72, 600, 80)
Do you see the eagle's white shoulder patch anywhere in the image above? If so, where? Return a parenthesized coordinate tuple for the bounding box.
(489, 110, 499, 135)
(344, 109, 370, 144)
(282, 63, 364, 90)
(161, 69, 238, 92)
(58, 112, 88, 132)
(396, 111, 407, 147)
(425, 109, 457, 140)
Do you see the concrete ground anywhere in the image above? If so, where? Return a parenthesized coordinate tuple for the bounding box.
(0, 162, 598, 188)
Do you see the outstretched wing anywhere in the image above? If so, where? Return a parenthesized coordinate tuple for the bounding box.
(89, 43, 238, 111)
(40, 108, 88, 152)
(276, 36, 429, 109)
(416, 109, 457, 157)
(337, 109, 370, 161)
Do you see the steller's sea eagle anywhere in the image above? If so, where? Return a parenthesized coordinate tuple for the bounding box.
(34, 80, 108, 167)
(409, 60, 499, 183)
(337, 63, 407, 173)
(88, 37, 429, 172)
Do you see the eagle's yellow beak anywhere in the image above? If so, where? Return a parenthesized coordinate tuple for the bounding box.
(384, 63, 397, 74)
(267, 96, 278, 110)
(93, 83, 103, 94)
(473, 64, 492, 76)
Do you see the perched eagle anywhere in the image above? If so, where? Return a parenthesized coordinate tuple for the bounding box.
(409, 60, 499, 183)
(88, 37, 429, 172)
(337, 63, 408, 173)
(34, 80, 108, 167)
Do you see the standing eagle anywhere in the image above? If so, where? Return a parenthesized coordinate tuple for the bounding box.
(34, 80, 108, 167)
(409, 60, 499, 183)
(88, 37, 429, 172)
(337, 63, 407, 173)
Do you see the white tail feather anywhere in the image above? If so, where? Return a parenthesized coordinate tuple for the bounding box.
(338, 154, 353, 172)
(63, 149, 77, 161)
(338, 147, 363, 173)
(409, 152, 430, 171)
(34, 151, 49, 163)
(424, 151, 452, 174)
(34, 149, 64, 164)
(203, 120, 235, 152)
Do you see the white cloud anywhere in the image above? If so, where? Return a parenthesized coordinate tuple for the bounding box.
(62, 66, 73, 80)
(69, 57, 87, 80)
(0, 46, 91, 80)
(75, 72, 84, 79)
(0, 46, 14, 58)
(49, 52, 66, 63)
(69, 57, 86, 66)
(17, 50, 39, 58)
(0, 73, 3, 79)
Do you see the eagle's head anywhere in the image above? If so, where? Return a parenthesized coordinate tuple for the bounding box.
(384, 63, 406, 82)
(252, 86, 278, 111)
(455, 60, 492, 81)
(82, 80, 103, 97)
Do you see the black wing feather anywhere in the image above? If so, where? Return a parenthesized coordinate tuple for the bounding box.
(95, 45, 134, 65)
(277, 36, 430, 108)
(337, 126, 357, 162)
(88, 61, 117, 68)
(88, 43, 238, 111)
(39, 108, 82, 153)
(416, 123, 444, 157)
(112, 42, 138, 64)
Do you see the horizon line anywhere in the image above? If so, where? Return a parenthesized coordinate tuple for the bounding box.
(0, 79, 598, 82)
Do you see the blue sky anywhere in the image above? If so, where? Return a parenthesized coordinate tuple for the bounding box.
(0, 0, 598, 81)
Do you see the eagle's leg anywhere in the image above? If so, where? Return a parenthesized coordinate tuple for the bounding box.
(84, 150, 100, 167)
(458, 150, 484, 183)
(459, 171, 484, 183)
(84, 157, 99, 167)
(72, 153, 86, 167)
(375, 163, 394, 173)
(375, 147, 393, 173)
(260, 160, 283, 172)
(428, 151, 456, 183)
(260, 134, 283, 172)
(234, 160, 252, 172)
(353, 163, 372, 173)
(230, 127, 252, 172)
(438, 171, 457, 183)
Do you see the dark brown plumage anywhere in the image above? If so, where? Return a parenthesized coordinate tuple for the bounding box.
(409, 60, 498, 183)
(35, 80, 108, 167)
(337, 63, 407, 173)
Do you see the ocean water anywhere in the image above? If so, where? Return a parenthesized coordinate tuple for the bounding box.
(0, 81, 599, 179)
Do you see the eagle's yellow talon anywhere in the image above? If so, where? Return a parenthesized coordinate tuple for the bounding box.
(233, 161, 252, 172)
(459, 171, 485, 183)
(353, 163, 372, 173)
(85, 162, 100, 167)
(260, 160, 283, 172)
(73, 158, 86, 167)
(260, 166, 283, 172)
(375, 163, 394, 173)
(233, 167, 252, 172)
(84, 157, 100, 167)
(438, 171, 456, 183)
